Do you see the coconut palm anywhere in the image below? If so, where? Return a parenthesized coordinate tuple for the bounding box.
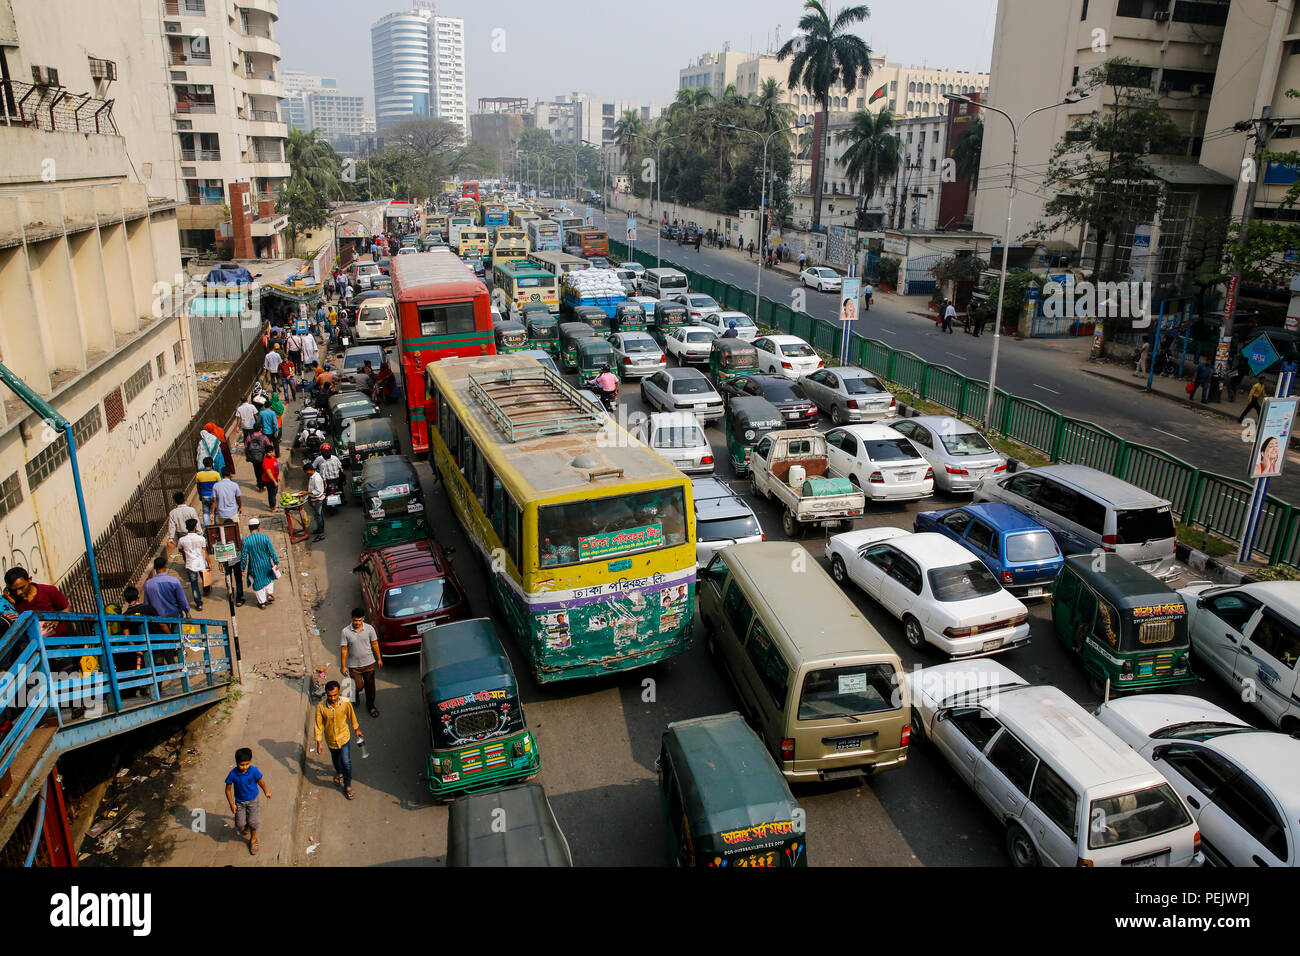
(755, 77, 796, 134)
(836, 108, 902, 214)
(778, 0, 874, 229)
(952, 115, 983, 190)
(285, 127, 342, 199)
(612, 109, 644, 163)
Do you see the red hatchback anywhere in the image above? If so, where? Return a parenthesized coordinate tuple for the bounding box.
(353, 539, 471, 658)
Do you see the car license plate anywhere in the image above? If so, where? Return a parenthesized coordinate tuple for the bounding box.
(982, 639, 1001, 651)
(895, 472, 914, 481)
(1026, 587, 1043, 597)
(835, 737, 862, 751)
(416, 621, 440, 634)
(1126, 853, 1166, 867)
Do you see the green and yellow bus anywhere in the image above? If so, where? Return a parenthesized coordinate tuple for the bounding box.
(495, 259, 559, 314)
(491, 227, 530, 272)
(425, 355, 697, 682)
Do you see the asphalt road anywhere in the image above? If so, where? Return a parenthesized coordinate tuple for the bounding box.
(286, 322, 1261, 868)
(585, 203, 1300, 504)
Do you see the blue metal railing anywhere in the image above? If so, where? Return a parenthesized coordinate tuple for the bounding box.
(0, 610, 235, 780)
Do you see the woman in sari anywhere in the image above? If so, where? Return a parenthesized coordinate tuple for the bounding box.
(196, 426, 224, 476)
(205, 422, 236, 478)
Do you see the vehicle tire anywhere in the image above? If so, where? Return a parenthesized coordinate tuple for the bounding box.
(831, 554, 848, 584)
(848, 474, 861, 490)
(910, 711, 927, 747)
(750, 476, 765, 499)
(1006, 824, 1041, 867)
(903, 616, 925, 651)
(782, 509, 800, 539)
(831, 405, 845, 425)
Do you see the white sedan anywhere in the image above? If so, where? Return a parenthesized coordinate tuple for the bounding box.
(1094, 695, 1300, 868)
(752, 335, 823, 379)
(699, 311, 758, 341)
(824, 424, 934, 502)
(670, 292, 723, 323)
(800, 267, 842, 292)
(663, 326, 717, 365)
(826, 527, 1030, 657)
(631, 411, 715, 475)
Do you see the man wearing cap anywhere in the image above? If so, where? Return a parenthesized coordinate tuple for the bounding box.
(239, 518, 280, 610)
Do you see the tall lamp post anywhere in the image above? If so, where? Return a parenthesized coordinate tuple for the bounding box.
(717, 121, 807, 316)
(634, 131, 689, 269)
(943, 91, 1089, 430)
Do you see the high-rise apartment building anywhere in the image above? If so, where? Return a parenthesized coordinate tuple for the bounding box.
(370, 9, 466, 135)
(281, 71, 368, 144)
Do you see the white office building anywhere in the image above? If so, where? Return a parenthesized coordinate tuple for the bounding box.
(370, 9, 465, 135)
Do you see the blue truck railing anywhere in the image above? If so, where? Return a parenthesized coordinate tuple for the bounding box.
(0, 610, 236, 781)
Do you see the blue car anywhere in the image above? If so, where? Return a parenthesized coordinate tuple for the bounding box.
(913, 502, 1063, 599)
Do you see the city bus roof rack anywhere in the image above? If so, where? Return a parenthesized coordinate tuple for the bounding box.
(467, 367, 606, 441)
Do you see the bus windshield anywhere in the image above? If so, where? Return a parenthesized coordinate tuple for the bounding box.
(538, 488, 688, 567)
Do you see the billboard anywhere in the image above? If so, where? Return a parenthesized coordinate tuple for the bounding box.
(1249, 397, 1299, 480)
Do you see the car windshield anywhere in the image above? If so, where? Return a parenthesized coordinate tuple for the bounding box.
(759, 380, 803, 401)
(864, 439, 920, 462)
(1116, 506, 1175, 545)
(723, 315, 756, 327)
(928, 561, 1003, 601)
(940, 431, 996, 455)
(781, 343, 817, 358)
(842, 376, 883, 395)
(654, 425, 706, 449)
(797, 665, 899, 720)
(698, 514, 762, 541)
(1004, 530, 1059, 562)
(1088, 784, 1190, 849)
(672, 378, 713, 395)
(685, 331, 714, 343)
(689, 296, 718, 308)
(383, 578, 459, 618)
(622, 338, 658, 353)
(343, 352, 379, 371)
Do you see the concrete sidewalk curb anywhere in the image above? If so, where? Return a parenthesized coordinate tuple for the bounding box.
(1079, 365, 1244, 425)
(1175, 542, 1254, 586)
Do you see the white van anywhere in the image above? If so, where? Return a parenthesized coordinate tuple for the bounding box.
(908, 659, 1202, 867)
(642, 267, 689, 298)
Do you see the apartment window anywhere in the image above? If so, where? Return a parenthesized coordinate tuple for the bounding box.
(1115, 0, 1161, 17)
(173, 341, 184, 365)
(156, 352, 167, 377)
(1160, 68, 1214, 94)
(123, 362, 154, 403)
(0, 473, 23, 523)
(104, 387, 125, 431)
(1106, 62, 1155, 89)
(1172, 0, 1228, 25)
(1081, 0, 1089, 16)
(1073, 66, 1080, 87)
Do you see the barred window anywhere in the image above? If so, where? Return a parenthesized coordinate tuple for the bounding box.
(73, 406, 102, 447)
(123, 362, 153, 403)
(173, 341, 183, 365)
(0, 472, 23, 522)
(104, 387, 125, 431)
(26, 433, 69, 491)
(156, 352, 166, 377)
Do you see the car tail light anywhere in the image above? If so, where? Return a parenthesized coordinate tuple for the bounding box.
(900, 723, 911, 749)
(889, 397, 897, 408)
(624, 357, 633, 365)
(1194, 830, 1201, 855)
(1002, 571, 1014, 584)
(847, 400, 860, 409)
(944, 625, 973, 638)
(659, 355, 667, 363)
(701, 455, 713, 465)
(782, 361, 793, 370)
(1010, 612, 1028, 626)
(994, 463, 1007, 473)
(1076, 857, 1094, 868)
(869, 471, 884, 483)
(924, 468, 934, 480)
(1102, 533, 1117, 552)
(816, 361, 824, 368)
(780, 738, 795, 762)
(946, 465, 969, 475)
(760, 534, 767, 541)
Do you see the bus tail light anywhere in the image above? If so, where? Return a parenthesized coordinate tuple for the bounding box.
(780, 738, 795, 762)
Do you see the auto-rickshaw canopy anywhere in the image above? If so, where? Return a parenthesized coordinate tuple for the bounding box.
(420, 618, 525, 751)
(361, 456, 422, 512)
(1059, 554, 1188, 653)
(494, 320, 528, 349)
(726, 396, 784, 444)
(573, 305, 610, 333)
(576, 336, 616, 368)
(559, 321, 597, 348)
(711, 337, 759, 371)
(526, 313, 558, 338)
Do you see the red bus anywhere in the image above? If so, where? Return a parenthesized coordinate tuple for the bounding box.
(390, 249, 495, 453)
(461, 181, 480, 203)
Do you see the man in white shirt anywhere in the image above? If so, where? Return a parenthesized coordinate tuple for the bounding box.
(299, 328, 319, 370)
(235, 397, 258, 446)
(312, 444, 345, 503)
(262, 346, 282, 387)
(176, 518, 211, 612)
(166, 492, 200, 552)
(942, 300, 957, 334)
(305, 462, 326, 542)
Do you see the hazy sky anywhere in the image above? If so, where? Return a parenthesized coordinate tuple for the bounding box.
(276, 0, 999, 113)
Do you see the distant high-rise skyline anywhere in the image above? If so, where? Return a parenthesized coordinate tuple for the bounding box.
(370, 9, 467, 135)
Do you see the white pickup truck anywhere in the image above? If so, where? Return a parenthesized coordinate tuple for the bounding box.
(748, 429, 866, 537)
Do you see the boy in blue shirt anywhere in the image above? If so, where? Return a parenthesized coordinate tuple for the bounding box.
(225, 747, 271, 855)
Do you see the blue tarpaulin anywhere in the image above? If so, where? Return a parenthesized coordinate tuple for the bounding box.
(205, 264, 254, 285)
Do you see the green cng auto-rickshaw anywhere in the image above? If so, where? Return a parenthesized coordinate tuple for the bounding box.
(525, 311, 559, 355)
(612, 301, 647, 334)
(576, 337, 618, 387)
(724, 396, 784, 478)
(573, 304, 611, 336)
(1050, 554, 1196, 694)
(421, 618, 540, 799)
(343, 417, 400, 497)
(493, 320, 529, 353)
(651, 301, 689, 346)
(360, 456, 427, 547)
(559, 321, 597, 371)
(658, 712, 808, 868)
(446, 783, 572, 867)
(709, 338, 760, 388)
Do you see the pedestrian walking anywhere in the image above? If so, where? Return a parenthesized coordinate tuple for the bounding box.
(225, 747, 271, 855)
(305, 462, 326, 542)
(142, 553, 189, 649)
(210, 473, 242, 525)
(197, 426, 224, 478)
(261, 450, 280, 509)
(798, 250, 806, 270)
(4, 567, 71, 636)
(748, 240, 755, 259)
(245, 429, 272, 493)
(300, 327, 319, 370)
(206, 422, 236, 478)
(341, 608, 383, 718)
(1134, 340, 1151, 375)
(262, 345, 282, 389)
(314, 681, 362, 800)
(279, 356, 297, 401)
(693, 232, 701, 252)
(1193, 357, 1212, 403)
(166, 492, 199, 553)
(236, 396, 258, 447)
(1240, 379, 1267, 423)
(239, 517, 279, 610)
(257, 404, 280, 458)
(942, 300, 957, 334)
(286, 330, 302, 373)
(972, 301, 989, 338)
(862, 281, 874, 312)
(176, 518, 210, 611)
(196, 458, 221, 528)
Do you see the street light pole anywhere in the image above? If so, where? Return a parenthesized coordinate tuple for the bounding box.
(944, 92, 1089, 430)
(718, 121, 807, 316)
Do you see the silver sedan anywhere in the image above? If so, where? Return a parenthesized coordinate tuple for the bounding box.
(609, 331, 666, 378)
(639, 367, 725, 422)
(890, 416, 1007, 493)
(798, 366, 896, 424)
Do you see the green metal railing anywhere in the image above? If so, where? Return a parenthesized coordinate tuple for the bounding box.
(608, 238, 1300, 569)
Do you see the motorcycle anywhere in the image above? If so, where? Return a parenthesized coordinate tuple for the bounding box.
(324, 476, 344, 513)
(599, 387, 619, 414)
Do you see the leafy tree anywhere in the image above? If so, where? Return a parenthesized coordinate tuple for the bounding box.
(836, 108, 902, 216)
(952, 115, 983, 191)
(755, 77, 796, 134)
(382, 118, 464, 159)
(778, 0, 874, 230)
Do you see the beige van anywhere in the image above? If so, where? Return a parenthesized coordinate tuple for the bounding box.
(699, 541, 910, 782)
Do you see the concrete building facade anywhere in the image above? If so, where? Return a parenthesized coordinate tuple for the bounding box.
(370, 9, 466, 135)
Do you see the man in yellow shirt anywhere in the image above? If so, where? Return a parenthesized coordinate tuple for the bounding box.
(313, 681, 363, 799)
(1240, 379, 1268, 425)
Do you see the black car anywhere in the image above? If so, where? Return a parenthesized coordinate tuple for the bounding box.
(719, 374, 819, 424)
(660, 224, 679, 240)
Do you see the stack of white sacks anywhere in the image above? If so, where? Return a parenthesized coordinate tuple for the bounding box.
(563, 269, 626, 299)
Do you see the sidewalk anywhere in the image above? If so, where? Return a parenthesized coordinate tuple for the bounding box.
(1081, 356, 1256, 427)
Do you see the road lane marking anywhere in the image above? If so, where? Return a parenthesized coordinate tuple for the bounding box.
(945, 352, 964, 361)
(1151, 427, 1188, 443)
(1033, 384, 1060, 395)
(880, 328, 897, 336)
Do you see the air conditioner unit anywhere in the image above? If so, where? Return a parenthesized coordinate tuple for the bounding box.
(88, 57, 117, 81)
(31, 65, 59, 86)
(1153, 9, 1171, 21)
(165, 21, 181, 33)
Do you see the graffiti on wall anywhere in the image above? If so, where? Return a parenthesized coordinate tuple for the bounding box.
(0, 519, 45, 579)
(124, 373, 190, 463)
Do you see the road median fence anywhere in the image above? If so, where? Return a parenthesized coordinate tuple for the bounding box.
(610, 238, 1300, 569)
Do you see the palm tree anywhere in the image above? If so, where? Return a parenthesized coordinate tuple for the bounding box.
(778, 0, 874, 230)
(285, 127, 342, 200)
(612, 109, 644, 167)
(836, 108, 901, 221)
(755, 77, 796, 134)
(952, 115, 983, 191)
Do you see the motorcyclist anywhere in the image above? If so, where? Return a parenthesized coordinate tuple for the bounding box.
(312, 443, 346, 504)
(721, 320, 739, 339)
(594, 364, 620, 409)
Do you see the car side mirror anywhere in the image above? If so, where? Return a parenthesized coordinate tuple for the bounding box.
(934, 709, 950, 723)
(1151, 745, 1168, 761)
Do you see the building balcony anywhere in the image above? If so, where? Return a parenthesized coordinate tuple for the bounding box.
(242, 75, 282, 99)
(237, 0, 279, 19)
(250, 160, 290, 178)
(174, 100, 216, 114)
(179, 148, 221, 161)
(163, 0, 207, 15)
(242, 115, 284, 138)
(168, 51, 212, 67)
(238, 33, 279, 58)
